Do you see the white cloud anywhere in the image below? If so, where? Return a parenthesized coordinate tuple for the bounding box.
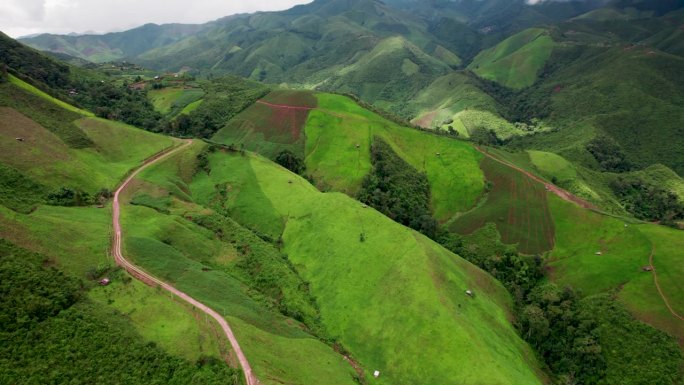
(1, 0, 312, 38)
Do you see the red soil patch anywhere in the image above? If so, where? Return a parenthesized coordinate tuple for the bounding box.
(413, 110, 439, 128)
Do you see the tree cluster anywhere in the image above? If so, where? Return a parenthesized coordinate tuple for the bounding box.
(358, 137, 437, 238)
(586, 135, 633, 173)
(438, 229, 605, 384)
(610, 176, 684, 223)
(275, 150, 305, 175)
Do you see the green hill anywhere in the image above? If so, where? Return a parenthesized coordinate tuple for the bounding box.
(468, 28, 555, 89)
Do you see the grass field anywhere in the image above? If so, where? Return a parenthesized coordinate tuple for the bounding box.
(546, 196, 684, 348)
(8, 74, 94, 116)
(0, 79, 176, 192)
(468, 28, 555, 89)
(180, 99, 203, 115)
(147, 87, 204, 115)
(451, 156, 555, 254)
(189, 150, 545, 385)
(305, 93, 485, 220)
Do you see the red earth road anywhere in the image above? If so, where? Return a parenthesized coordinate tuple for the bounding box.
(475, 146, 597, 210)
(112, 140, 259, 385)
(256, 100, 315, 111)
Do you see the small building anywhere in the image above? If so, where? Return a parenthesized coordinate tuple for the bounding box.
(15, 137, 24, 142)
(465, 289, 474, 297)
(99, 278, 110, 286)
(642, 266, 653, 272)
(373, 370, 380, 378)
(595, 251, 603, 256)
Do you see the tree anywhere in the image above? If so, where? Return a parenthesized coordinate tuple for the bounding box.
(275, 150, 305, 174)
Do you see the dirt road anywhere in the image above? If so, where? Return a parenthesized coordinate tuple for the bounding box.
(111, 140, 259, 385)
(475, 146, 597, 210)
(256, 100, 315, 110)
(648, 245, 684, 322)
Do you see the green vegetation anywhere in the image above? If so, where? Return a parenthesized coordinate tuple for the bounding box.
(275, 149, 305, 175)
(9, 74, 93, 116)
(610, 176, 684, 223)
(0, 163, 47, 213)
(124, 143, 358, 385)
(0, 240, 239, 385)
(168, 76, 270, 138)
(190, 150, 544, 385)
(358, 137, 436, 237)
(213, 90, 315, 158)
(304, 94, 485, 221)
(469, 28, 555, 89)
(452, 155, 555, 254)
(586, 135, 633, 173)
(148, 87, 204, 116)
(580, 294, 682, 385)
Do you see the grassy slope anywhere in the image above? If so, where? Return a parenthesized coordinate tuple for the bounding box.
(0, 79, 226, 368)
(147, 87, 204, 115)
(125, 142, 358, 385)
(305, 94, 485, 221)
(468, 28, 555, 89)
(408, 72, 500, 129)
(0, 78, 177, 192)
(193, 150, 544, 385)
(452, 156, 555, 254)
(8, 74, 94, 116)
(547, 196, 684, 346)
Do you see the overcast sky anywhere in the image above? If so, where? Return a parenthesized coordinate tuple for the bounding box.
(1, 0, 312, 38)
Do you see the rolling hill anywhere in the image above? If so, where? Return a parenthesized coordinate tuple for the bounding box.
(2, 2, 684, 384)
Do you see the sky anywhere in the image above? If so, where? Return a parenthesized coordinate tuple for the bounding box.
(1, 0, 312, 38)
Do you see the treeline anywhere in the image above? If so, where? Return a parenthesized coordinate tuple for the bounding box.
(358, 137, 437, 238)
(162, 76, 270, 138)
(586, 135, 633, 173)
(438, 227, 605, 384)
(610, 176, 684, 223)
(0, 239, 240, 385)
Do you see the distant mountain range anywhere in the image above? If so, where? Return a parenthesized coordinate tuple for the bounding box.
(15, 0, 684, 175)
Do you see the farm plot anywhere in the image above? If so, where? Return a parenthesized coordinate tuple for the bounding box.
(451, 156, 555, 254)
(213, 90, 317, 158)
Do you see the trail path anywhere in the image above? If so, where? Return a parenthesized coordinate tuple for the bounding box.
(475, 146, 596, 210)
(256, 100, 315, 110)
(111, 140, 259, 385)
(648, 245, 684, 322)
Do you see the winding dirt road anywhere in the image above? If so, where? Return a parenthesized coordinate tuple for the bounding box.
(111, 140, 259, 385)
(648, 245, 684, 322)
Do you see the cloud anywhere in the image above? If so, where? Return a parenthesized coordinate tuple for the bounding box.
(1, 0, 312, 38)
